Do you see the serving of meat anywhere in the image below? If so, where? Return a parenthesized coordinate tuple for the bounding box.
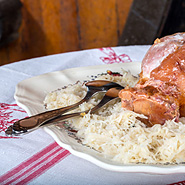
(119, 32, 185, 126)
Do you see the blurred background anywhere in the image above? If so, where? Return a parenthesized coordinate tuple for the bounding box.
(0, 0, 185, 66)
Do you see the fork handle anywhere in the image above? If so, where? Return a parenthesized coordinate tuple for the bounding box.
(12, 98, 86, 131)
(5, 111, 82, 136)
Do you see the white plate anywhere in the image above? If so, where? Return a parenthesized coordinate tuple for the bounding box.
(14, 62, 185, 174)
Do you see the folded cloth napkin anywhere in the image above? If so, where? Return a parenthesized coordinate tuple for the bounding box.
(0, 46, 184, 185)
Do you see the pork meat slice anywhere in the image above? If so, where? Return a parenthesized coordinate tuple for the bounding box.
(119, 87, 179, 126)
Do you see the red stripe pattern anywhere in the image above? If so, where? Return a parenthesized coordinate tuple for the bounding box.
(169, 181, 185, 185)
(0, 142, 70, 184)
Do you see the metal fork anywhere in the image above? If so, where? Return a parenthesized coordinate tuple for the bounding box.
(6, 87, 122, 136)
(5, 81, 123, 136)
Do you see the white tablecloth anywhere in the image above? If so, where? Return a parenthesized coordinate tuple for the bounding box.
(0, 46, 184, 185)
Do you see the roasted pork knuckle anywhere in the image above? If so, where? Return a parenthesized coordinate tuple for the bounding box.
(119, 32, 185, 126)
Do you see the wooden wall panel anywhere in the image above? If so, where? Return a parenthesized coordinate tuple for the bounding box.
(77, 0, 118, 49)
(41, 0, 79, 54)
(57, 0, 79, 51)
(117, 0, 133, 37)
(3, 0, 46, 64)
(0, 0, 133, 66)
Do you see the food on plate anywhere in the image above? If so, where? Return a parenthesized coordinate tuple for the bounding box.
(44, 33, 185, 164)
(44, 68, 185, 164)
(119, 32, 185, 126)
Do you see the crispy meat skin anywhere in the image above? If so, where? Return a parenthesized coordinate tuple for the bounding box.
(141, 33, 185, 80)
(119, 33, 185, 125)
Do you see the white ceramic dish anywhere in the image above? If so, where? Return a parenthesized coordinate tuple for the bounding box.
(14, 62, 185, 174)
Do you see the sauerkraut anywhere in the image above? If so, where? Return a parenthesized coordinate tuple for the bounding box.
(44, 70, 185, 164)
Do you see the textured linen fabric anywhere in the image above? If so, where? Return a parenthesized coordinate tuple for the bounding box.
(0, 46, 184, 185)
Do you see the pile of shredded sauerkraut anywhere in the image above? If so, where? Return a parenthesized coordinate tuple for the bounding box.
(44, 69, 185, 164)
